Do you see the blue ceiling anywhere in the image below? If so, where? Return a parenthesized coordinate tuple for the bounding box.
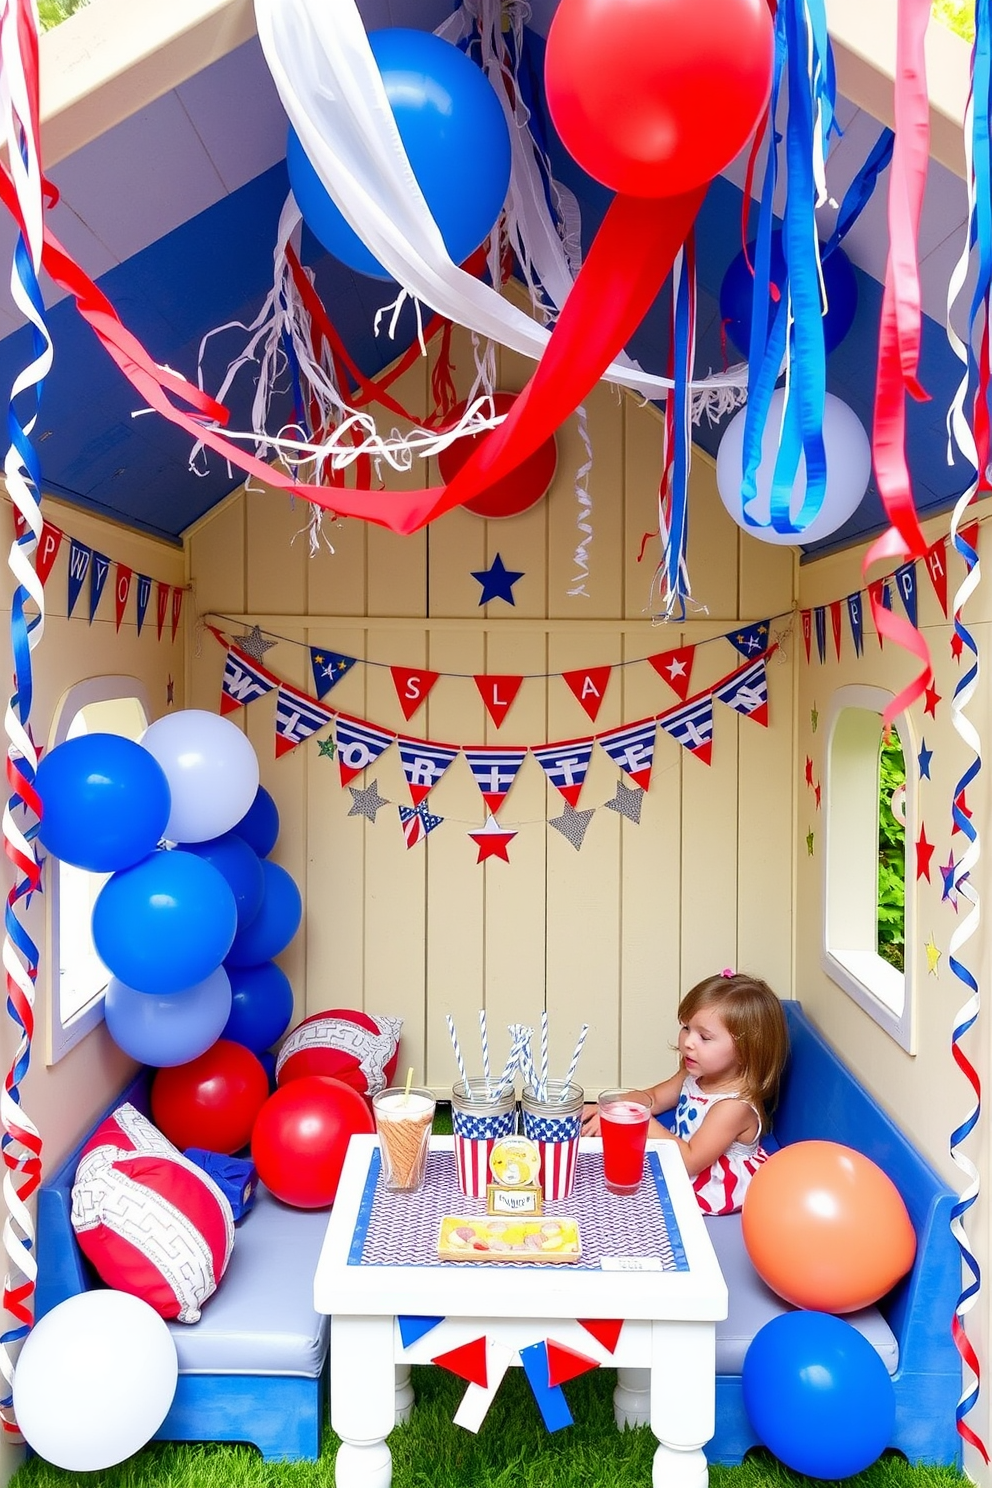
(0, 23, 975, 555)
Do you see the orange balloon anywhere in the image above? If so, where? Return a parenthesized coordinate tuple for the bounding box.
(741, 1141, 916, 1313)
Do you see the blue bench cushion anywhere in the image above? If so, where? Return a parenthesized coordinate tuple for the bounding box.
(165, 1185, 329, 1378)
(706, 1213, 899, 1377)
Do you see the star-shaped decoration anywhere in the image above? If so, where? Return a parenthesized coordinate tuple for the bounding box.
(940, 851, 960, 909)
(953, 790, 973, 836)
(814, 782, 821, 811)
(810, 703, 819, 733)
(549, 802, 596, 851)
(917, 740, 932, 780)
(804, 756, 814, 788)
(166, 674, 175, 707)
(235, 624, 277, 661)
(348, 779, 389, 823)
(317, 737, 336, 760)
(471, 553, 525, 607)
(915, 823, 935, 882)
(603, 779, 644, 825)
(805, 827, 815, 856)
(950, 630, 964, 661)
(923, 681, 941, 718)
(665, 657, 687, 680)
(925, 934, 941, 977)
(468, 814, 518, 863)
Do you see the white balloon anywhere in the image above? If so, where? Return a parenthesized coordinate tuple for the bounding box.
(715, 389, 872, 545)
(141, 709, 260, 843)
(14, 1290, 178, 1470)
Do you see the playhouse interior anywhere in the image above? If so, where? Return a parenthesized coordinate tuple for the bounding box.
(0, 0, 987, 1482)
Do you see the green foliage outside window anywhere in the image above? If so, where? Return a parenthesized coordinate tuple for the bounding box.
(878, 731, 906, 971)
(38, 0, 89, 33)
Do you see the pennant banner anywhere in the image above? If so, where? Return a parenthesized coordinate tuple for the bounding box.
(474, 674, 523, 728)
(219, 644, 278, 714)
(597, 718, 657, 790)
(533, 739, 595, 807)
(311, 648, 358, 700)
(646, 645, 696, 704)
(66, 538, 90, 618)
(464, 746, 527, 815)
(397, 737, 459, 805)
(275, 683, 334, 757)
(391, 666, 439, 722)
(713, 655, 770, 725)
(561, 666, 612, 722)
(335, 715, 395, 786)
(659, 693, 713, 764)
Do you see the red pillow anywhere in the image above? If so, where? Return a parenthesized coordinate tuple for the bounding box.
(71, 1103, 234, 1323)
(275, 1009, 402, 1096)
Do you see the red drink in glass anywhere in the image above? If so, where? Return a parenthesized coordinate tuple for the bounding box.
(598, 1091, 651, 1194)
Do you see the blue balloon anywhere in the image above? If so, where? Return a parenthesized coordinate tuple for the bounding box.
(232, 786, 280, 858)
(719, 234, 858, 358)
(225, 861, 302, 968)
(222, 961, 295, 1054)
(742, 1312, 895, 1479)
(182, 832, 265, 929)
(92, 850, 238, 995)
(287, 28, 511, 281)
(104, 968, 232, 1067)
(36, 734, 171, 873)
(257, 1049, 278, 1091)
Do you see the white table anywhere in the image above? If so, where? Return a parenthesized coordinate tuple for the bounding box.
(314, 1134, 727, 1488)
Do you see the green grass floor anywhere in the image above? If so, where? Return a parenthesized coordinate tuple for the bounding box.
(11, 1366, 967, 1488)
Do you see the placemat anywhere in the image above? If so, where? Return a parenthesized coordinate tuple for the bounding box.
(348, 1146, 688, 1272)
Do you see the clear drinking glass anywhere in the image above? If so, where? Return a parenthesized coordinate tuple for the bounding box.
(450, 1078, 517, 1198)
(597, 1088, 651, 1195)
(520, 1080, 584, 1200)
(373, 1086, 436, 1192)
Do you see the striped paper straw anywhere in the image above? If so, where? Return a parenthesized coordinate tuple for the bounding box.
(540, 1009, 549, 1102)
(479, 1009, 491, 1095)
(446, 1014, 469, 1093)
(560, 1024, 589, 1098)
(493, 1028, 525, 1098)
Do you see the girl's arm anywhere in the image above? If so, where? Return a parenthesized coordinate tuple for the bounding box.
(653, 1098, 757, 1178)
(581, 1071, 684, 1136)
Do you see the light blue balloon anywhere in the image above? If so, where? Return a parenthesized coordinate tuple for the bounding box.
(104, 968, 232, 1067)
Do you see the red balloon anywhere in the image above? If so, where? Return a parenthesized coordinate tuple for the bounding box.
(251, 1076, 375, 1209)
(544, 0, 774, 198)
(437, 394, 558, 519)
(151, 1040, 269, 1155)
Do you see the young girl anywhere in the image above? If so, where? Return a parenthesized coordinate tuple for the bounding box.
(581, 970, 789, 1214)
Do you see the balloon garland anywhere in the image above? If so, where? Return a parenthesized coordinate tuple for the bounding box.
(0, 0, 48, 1440)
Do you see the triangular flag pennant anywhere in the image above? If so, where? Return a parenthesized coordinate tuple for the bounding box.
(397, 736, 459, 805)
(399, 801, 444, 848)
(335, 715, 395, 786)
(463, 746, 527, 815)
(275, 683, 334, 757)
(893, 561, 918, 627)
(452, 1341, 516, 1434)
(532, 738, 595, 807)
(728, 621, 771, 659)
(561, 665, 612, 722)
(597, 718, 657, 790)
(868, 579, 891, 648)
(847, 592, 864, 657)
(310, 648, 358, 701)
(391, 666, 439, 722)
(813, 607, 826, 664)
(36, 521, 62, 585)
(646, 645, 695, 703)
(923, 537, 948, 616)
(829, 600, 843, 661)
(659, 693, 713, 764)
(66, 538, 91, 618)
(714, 656, 769, 726)
(519, 1342, 573, 1431)
(398, 1316, 444, 1348)
(577, 1318, 624, 1352)
(156, 581, 170, 640)
(474, 674, 523, 728)
(171, 586, 184, 642)
(431, 1336, 489, 1389)
(960, 521, 980, 559)
(800, 609, 812, 663)
(114, 564, 133, 632)
(88, 551, 111, 622)
(546, 1341, 600, 1389)
(136, 574, 152, 635)
(220, 645, 277, 715)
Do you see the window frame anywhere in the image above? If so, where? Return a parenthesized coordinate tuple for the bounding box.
(46, 676, 153, 1064)
(821, 684, 916, 1053)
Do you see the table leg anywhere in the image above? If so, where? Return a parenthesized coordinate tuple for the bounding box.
(395, 1362, 415, 1423)
(331, 1316, 396, 1488)
(648, 1321, 715, 1488)
(614, 1367, 650, 1429)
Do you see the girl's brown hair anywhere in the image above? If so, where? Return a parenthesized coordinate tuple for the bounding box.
(677, 972, 789, 1133)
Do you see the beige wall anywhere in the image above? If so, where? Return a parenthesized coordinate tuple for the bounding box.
(187, 330, 797, 1096)
(0, 496, 184, 1486)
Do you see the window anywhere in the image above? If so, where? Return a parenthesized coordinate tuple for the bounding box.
(822, 686, 915, 1052)
(48, 678, 151, 1063)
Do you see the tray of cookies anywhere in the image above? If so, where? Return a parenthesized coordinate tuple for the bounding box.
(437, 1215, 581, 1262)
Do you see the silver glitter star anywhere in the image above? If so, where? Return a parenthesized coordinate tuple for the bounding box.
(603, 779, 644, 825)
(549, 802, 596, 851)
(348, 779, 389, 824)
(234, 625, 277, 661)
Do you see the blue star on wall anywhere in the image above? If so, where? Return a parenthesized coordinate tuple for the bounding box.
(918, 740, 933, 780)
(471, 553, 524, 606)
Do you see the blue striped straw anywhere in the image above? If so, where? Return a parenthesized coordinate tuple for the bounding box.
(493, 1027, 524, 1098)
(446, 1014, 469, 1093)
(479, 1009, 491, 1095)
(560, 1023, 589, 1099)
(540, 1009, 549, 1102)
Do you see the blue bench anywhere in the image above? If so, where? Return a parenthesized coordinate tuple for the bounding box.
(37, 1070, 330, 1462)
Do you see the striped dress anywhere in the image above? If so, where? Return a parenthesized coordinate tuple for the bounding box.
(673, 1074, 768, 1215)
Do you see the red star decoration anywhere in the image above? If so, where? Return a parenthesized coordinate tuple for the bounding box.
(468, 816, 518, 864)
(915, 823, 935, 882)
(814, 782, 821, 811)
(923, 682, 941, 718)
(804, 756, 814, 787)
(952, 791, 973, 836)
(950, 631, 964, 661)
